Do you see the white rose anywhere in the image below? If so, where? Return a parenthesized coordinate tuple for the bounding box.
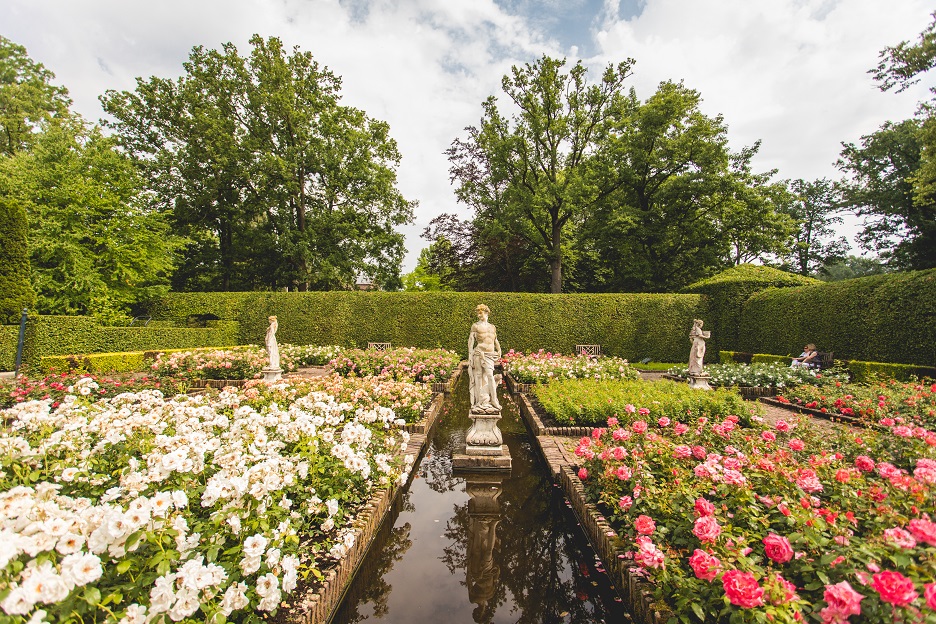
(242, 534, 268, 558)
(61, 553, 103, 587)
(219, 582, 249, 616)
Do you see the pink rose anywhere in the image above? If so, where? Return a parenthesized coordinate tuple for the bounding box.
(872, 570, 918, 606)
(612, 446, 626, 460)
(925, 583, 936, 610)
(618, 495, 633, 511)
(693, 516, 722, 543)
(914, 463, 936, 484)
(775, 420, 790, 432)
(638, 407, 650, 416)
(657, 417, 671, 427)
(692, 445, 707, 460)
(820, 581, 864, 623)
(722, 570, 764, 608)
(763, 533, 794, 564)
(883, 527, 917, 549)
(632, 420, 648, 433)
(634, 515, 656, 535)
(909, 518, 936, 546)
(673, 445, 692, 459)
(674, 423, 689, 435)
(761, 430, 776, 442)
(615, 465, 632, 481)
(578, 467, 588, 480)
(854, 455, 875, 472)
(633, 536, 665, 569)
(624, 403, 636, 413)
(688, 549, 721, 581)
(788, 438, 805, 452)
(612, 428, 630, 441)
(694, 497, 715, 517)
(795, 468, 823, 493)
(607, 416, 619, 427)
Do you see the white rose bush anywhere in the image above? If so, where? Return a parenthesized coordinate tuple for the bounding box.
(0, 378, 417, 623)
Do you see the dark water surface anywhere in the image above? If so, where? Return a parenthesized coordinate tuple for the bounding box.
(332, 376, 631, 624)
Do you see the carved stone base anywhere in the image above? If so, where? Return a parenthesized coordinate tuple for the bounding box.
(453, 449, 512, 471)
(261, 367, 283, 382)
(688, 373, 712, 390)
(466, 412, 504, 447)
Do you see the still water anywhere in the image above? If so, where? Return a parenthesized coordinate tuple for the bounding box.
(331, 376, 632, 624)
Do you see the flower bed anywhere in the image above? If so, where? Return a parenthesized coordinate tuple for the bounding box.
(0, 377, 417, 623)
(666, 362, 848, 391)
(574, 409, 936, 622)
(533, 378, 758, 427)
(1, 372, 182, 410)
(298, 373, 434, 424)
(775, 380, 936, 431)
(502, 349, 640, 385)
(329, 348, 461, 384)
(150, 345, 342, 381)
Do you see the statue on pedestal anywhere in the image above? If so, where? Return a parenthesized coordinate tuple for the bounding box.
(263, 315, 282, 382)
(468, 304, 501, 414)
(687, 318, 712, 390)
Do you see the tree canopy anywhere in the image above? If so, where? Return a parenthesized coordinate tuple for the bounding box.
(102, 35, 414, 292)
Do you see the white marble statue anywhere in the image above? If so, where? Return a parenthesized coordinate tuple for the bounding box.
(688, 318, 710, 375)
(468, 304, 502, 414)
(265, 315, 280, 370)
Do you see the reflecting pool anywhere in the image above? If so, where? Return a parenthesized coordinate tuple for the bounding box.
(332, 375, 632, 624)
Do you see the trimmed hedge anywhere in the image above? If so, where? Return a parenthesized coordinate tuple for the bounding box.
(682, 265, 819, 356)
(739, 269, 936, 366)
(145, 292, 707, 363)
(1, 325, 19, 371)
(20, 316, 239, 370)
(840, 360, 936, 384)
(39, 345, 249, 374)
(0, 197, 36, 325)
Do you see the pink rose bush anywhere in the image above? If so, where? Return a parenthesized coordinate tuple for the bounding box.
(330, 347, 461, 384)
(0, 376, 422, 622)
(501, 349, 638, 385)
(572, 401, 936, 622)
(151, 344, 343, 381)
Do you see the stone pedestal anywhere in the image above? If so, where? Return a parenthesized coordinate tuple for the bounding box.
(463, 473, 504, 620)
(688, 372, 712, 390)
(261, 367, 282, 382)
(453, 408, 512, 471)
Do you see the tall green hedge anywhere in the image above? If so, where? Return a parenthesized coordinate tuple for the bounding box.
(739, 269, 936, 366)
(20, 316, 239, 370)
(0, 197, 36, 324)
(145, 291, 706, 362)
(681, 265, 819, 355)
(0, 325, 19, 371)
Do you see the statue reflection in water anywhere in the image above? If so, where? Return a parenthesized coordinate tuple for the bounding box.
(464, 474, 504, 622)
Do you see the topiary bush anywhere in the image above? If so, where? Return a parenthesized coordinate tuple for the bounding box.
(0, 197, 36, 324)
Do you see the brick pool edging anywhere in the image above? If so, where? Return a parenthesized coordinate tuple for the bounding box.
(513, 393, 671, 624)
(281, 392, 444, 623)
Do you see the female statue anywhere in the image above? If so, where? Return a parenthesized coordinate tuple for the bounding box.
(688, 318, 710, 375)
(265, 315, 280, 370)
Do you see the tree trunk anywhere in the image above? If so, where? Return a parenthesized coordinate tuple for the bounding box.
(550, 220, 562, 293)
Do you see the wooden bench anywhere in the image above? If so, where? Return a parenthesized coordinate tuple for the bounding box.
(367, 342, 392, 351)
(814, 351, 834, 370)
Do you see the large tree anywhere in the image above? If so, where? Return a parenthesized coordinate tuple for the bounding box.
(448, 56, 633, 293)
(0, 35, 71, 157)
(0, 116, 180, 322)
(102, 35, 414, 291)
(837, 119, 935, 269)
(580, 81, 791, 292)
(779, 178, 850, 276)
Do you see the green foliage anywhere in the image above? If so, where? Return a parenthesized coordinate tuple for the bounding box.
(0, 115, 181, 322)
(0, 35, 71, 156)
(739, 268, 936, 366)
(842, 359, 936, 383)
(0, 325, 18, 370)
(0, 196, 35, 323)
(145, 291, 705, 363)
(102, 35, 413, 292)
(750, 354, 790, 365)
(718, 350, 752, 364)
(778, 178, 850, 276)
(681, 264, 819, 354)
(40, 351, 147, 374)
(816, 254, 890, 281)
(20, 316, 238, 370)
(533, 378, 754, 426)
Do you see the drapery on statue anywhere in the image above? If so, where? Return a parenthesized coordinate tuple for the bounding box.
(265, 315, 280, 370)
(688, 318, 710, 375)
(468, 304, 502, 414)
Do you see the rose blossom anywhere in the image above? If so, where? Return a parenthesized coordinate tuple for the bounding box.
(775, 420, 790, 432)
(925, 583, 936, 610)
(615, 465, 632, 480)
(577, 467, 588, 480)
(673, 445, 692, 459)
(674, 423, 689, 435)
(788, 438, 805, 452)
(694, 497, 715, 517)
(908, 518, 936, 546)
(854, 455, 875, 472)
(689, 549, 721, 581)
(657, 417, 670, 427)
(632, 420, 648, 433)
(693, 516, 722, 543)
(761, 431, 776, 442)
(633, 536, 665, 569)
(634, 515, 656, 535)
(883, 527, 917, 549)
(762, 533, 794, 564)
(722, 570, 764, 608)
(820, 581, 864, 623)
(618, 495, 633, 511)
(871, 570, 918, 606)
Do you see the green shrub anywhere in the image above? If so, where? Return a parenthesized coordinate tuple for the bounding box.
(681, 265, 818, 356)
(719, 350, 753, 364)
(739, 269, 936, 366)
(145, 292, 706, 363)
(0, 197, 36, 324)
(1, 325, 19, 371)
(750, 353, 789, 365)
(843, 360, 936, 383)
(41, 352, 147, 374)
(532, 378, 757, 427)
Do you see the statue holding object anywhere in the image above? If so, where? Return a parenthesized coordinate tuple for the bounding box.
(468, 304, 502, 414)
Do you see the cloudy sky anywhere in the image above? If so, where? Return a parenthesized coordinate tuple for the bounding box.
(3, 0, 934, 271)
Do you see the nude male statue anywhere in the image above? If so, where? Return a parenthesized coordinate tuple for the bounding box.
(468, 304, 502, 413)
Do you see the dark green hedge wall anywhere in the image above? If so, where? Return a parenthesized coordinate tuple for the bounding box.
(20, 316, 239, 370)
(145, 291, 706, 362)
(0, 326, 18, 371)
(738, 269, 936, 366)
(0, 197, 36, 324)
(681, 265, 819, 355)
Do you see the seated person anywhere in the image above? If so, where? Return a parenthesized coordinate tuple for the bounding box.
(791, 344, 819, 368)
